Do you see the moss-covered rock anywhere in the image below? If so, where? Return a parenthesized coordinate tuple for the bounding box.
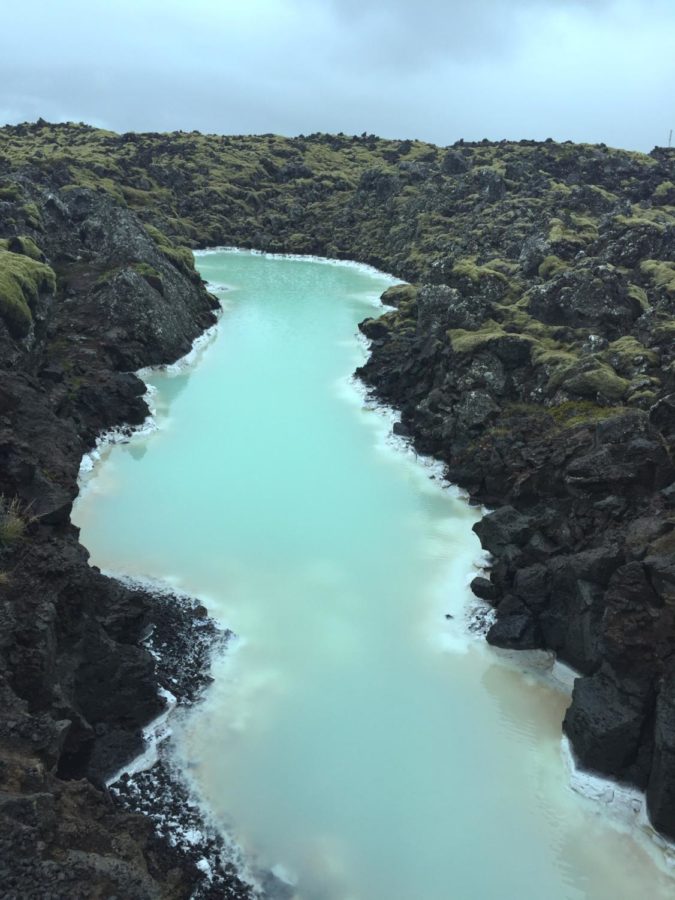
(641, 259, 675, 297)
(0, 249, 55, 338)
(550, 359, 631, 402)
(538, 255, 568, 279)
(381, 283, 417, 308)
(6, 235, 45, 261)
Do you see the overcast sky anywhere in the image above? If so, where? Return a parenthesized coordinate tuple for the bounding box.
(1, 0, 673, 151)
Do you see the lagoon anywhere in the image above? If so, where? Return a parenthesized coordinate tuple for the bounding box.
(74, 250, 674, 900)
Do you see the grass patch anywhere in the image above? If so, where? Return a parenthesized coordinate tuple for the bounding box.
(0, 496, 34, 545)
(547, 400, 621, 428)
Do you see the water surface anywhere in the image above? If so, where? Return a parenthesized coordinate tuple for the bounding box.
(74, 251, 674, 900)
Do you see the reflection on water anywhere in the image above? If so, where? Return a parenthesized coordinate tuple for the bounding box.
(74, 251, 675, 900)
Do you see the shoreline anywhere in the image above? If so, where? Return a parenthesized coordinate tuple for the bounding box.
(73, 286, 266, 897)
(75, 277, 298, 898)
(350, 295, 675, 880)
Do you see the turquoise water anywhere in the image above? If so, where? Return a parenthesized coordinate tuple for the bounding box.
(74, 251, 674, 900)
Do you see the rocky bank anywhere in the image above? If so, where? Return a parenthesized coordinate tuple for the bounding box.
(0, 174, 248, 897)
(1, 121, 675, 893)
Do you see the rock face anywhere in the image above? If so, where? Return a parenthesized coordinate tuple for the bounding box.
(1, 123, 675, 887)
(0, 177, 223, 896)
(352, 147, 675, 836)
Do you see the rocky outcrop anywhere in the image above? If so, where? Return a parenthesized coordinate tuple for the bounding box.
(354, 143, 675, 836)
(0, 176, 228, 896)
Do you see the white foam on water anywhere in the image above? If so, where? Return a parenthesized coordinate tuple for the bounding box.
(137, 315, 221, 380)
(77, 385, 158, 489)
(195, 245, 404, 286)
(106, 686, 176, 787)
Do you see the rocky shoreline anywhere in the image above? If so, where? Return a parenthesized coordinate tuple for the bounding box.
(0, 175, 241, 896)
(106, 584, 261, 900)
(356, 267, 675, 837)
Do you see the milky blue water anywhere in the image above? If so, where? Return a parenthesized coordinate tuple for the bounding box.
(74, 251, 674, 900)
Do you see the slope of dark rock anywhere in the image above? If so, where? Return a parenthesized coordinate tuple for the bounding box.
(0, 176, 231, 897)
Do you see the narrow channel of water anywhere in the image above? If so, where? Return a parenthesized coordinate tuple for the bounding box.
(74, 250, 674, 900)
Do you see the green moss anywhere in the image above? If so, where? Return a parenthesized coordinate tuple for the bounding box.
(530, 344, 577, 368)
(640, 259, 675, 296)
(538, 255, 567, 279)
(131, 262, 164, 293)
(604, 335, 659, 369)
(590, 185, 618, 203)
(627, 283, 650, 311)
(627, 389, 657, 408)
(549, 179, 572, 196)
(381, 283, 417, 307)
(548, 215, 597, 247)
(95, 267, 118, 288)
(0, 249, 56, 338)
(653, 181, 675, 205)
(615, 214, 666, 233)
(452, 258, 509, 286)
(144, 223, 172, 248)
(144, 224, 196, 275)
(97, 262, 164, 293)
(0, 183, 23, 201)
(654, 319, 675, 340)
(547, 400, 621, 428)
(551, 361, 630, 402)
(448, 321, 535, 358)
(654, 181, 674, 196)
(20, 201, 43, 230)
(6, 235, 44, 260)
(448, 321, 505, 353)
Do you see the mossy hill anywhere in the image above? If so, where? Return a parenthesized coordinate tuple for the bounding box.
(1, 121, 673, 420)
(1, 119, 675, 894)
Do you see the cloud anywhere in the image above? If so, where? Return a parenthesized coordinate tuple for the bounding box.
(0, 0, 673, 150)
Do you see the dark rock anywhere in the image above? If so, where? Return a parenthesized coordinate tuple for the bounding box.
(526, 266, 642, 337)
(647, 667, 675, 835)
(470, 576, 499, 602)
(564, 671, 652, 778)
(473, 506, 533, 554)
(359, 316, 390, 340)
(519, 233, 550, 276)
(440, 149, 470, 175)
(487, 611, 540, 649)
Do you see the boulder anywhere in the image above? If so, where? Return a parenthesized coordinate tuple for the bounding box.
(563, 671, 652, 779)
(470, 576, 499, 603)
(473, 506, 534, 555)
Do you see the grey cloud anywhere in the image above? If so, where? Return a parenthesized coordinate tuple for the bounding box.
(316, 0, 616, 63)
(0, 0, 673, 151)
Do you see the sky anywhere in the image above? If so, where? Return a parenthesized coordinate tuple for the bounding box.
(1, 0, 674, 151)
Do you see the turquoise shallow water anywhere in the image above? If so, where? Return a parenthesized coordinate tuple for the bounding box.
(74, 251, 674, 900)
